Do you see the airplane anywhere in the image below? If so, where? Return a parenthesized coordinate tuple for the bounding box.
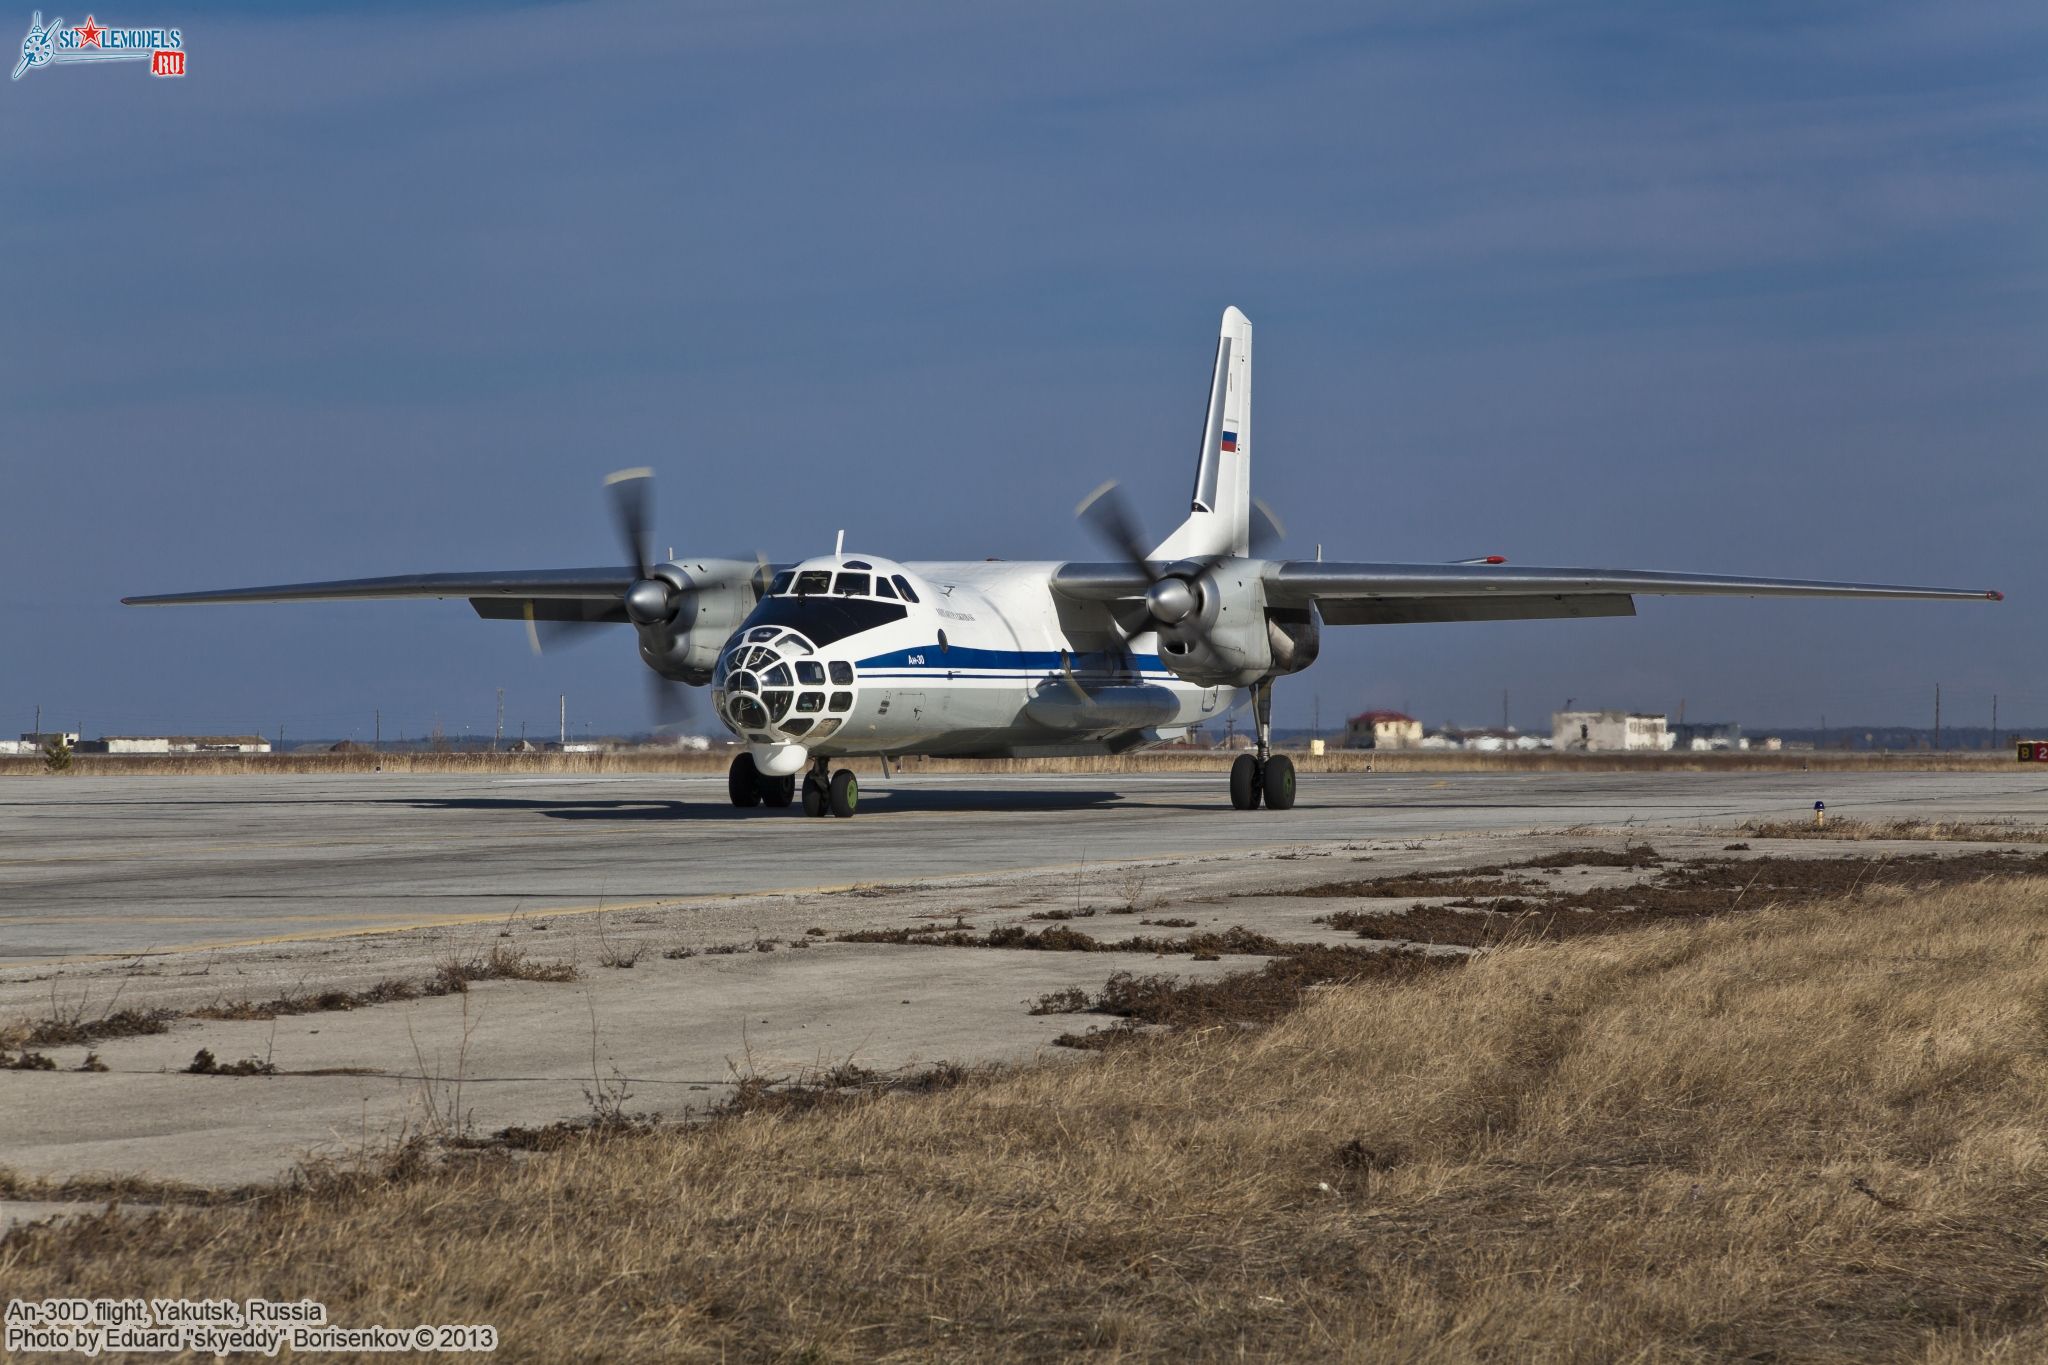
(125, 307, 2002, 818)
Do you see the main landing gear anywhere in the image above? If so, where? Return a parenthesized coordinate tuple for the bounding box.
(1228, 678, 1296, 812)
(801, 759, 859, 818)
(730, 752, 857, 817)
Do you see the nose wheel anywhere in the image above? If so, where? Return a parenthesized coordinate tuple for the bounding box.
(1227, 679, 1297, 811)
(728, 753, 796, 809)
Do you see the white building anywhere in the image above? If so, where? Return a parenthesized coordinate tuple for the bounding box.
(1343, 710, 1423, 750)
(77, 735, 272, 755)
(1552, 710, 1672, 752)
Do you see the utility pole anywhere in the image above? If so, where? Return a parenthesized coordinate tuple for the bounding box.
(559, 693, 567, 746)
(1992, 693, 1999, 751)
(1934, 683, 1942, 751)
(495, 688, 505, 752)
(33, 704, 39, 742)
(277, 724, 284, 752)
(374, 709, 381, 751)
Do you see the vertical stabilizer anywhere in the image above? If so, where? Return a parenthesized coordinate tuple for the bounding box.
(1153, 306, 1252, 561)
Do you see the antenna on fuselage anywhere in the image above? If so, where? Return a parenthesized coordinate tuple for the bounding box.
(834, 529, 845, 557)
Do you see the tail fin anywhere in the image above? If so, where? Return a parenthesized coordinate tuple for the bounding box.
(1153, 306, 1252, 561)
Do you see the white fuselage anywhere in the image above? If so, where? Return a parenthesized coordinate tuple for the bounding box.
(707, 554, 1227, 773)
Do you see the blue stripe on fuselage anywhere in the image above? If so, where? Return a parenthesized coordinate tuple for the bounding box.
(855, 645, 1165, 673)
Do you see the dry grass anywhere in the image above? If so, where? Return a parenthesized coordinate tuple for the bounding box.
(10, 878, 2048, 1358)
(1743, 817, 2048, 844)
(0, 748, 2024, 779)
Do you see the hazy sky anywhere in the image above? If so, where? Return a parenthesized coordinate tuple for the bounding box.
(5, 0, 2043, 742)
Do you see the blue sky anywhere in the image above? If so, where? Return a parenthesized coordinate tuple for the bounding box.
(4, 0, 2042, 742)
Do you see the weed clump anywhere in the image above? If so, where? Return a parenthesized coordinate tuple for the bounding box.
(25, 1007, 174, 1049)
(185, 1049, 277, 1077)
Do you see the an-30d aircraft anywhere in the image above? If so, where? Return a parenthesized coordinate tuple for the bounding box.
(127, 308, 2002, 818)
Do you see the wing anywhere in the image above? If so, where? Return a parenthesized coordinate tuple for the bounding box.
(122, 568, 637, 624)
(1263, 562, 2002, 625)
(1049, 560, 2001, 626)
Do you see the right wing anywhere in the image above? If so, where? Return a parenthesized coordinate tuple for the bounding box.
(122, 568, 638, 624)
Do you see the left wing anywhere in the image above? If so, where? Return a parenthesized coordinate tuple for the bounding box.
(1263, 562, 2002, 625)
(1049, 560, 2002, 626)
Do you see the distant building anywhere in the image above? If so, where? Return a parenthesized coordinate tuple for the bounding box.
(1552, 710, 1672, 752)
(1344, 710, 1423, 750)
(1420, 726, 1547, 752)
(76, 735, 272, 754)
(20, 731, 80, 748)
(1671, 721, 1746, 752)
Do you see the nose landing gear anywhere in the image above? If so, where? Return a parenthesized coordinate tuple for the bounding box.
(1227, 678, 1297, 812)
(728, 752, 796, 808)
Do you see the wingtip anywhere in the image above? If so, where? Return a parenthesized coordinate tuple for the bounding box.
(1988, 589, 2005, 601)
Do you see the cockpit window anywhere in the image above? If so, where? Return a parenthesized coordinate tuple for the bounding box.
(769, 572, 794, 595)
(833, 573, 871, 597)
(793, 570, 831, 595)
(891, 574, 920, 603)
(873, 577, 897, 600)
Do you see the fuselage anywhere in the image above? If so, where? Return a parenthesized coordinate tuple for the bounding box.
(707, 554, 1226, 775)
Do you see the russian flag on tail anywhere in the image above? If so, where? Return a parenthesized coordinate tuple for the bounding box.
(1220, 430, 1238, 452)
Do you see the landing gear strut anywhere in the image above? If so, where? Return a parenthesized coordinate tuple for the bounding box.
(1228, 678, 1296, 812)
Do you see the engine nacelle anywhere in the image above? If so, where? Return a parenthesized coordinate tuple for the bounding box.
(1154, 562, 1275, 689)
(635, 559, 762, 685)
(1266, 599, 1321, 676)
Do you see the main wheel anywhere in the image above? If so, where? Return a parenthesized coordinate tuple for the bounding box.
(1229, 752, 1262, 810)
(728, 752, 762, 808)
(828, 768, 860, 818)
(801, 774, 827, 817)
(760, 774, 796, 808)
(1263, 753, 1297, 810)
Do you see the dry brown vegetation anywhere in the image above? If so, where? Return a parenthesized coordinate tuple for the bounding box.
(1312, 848, 2048, 950)
(9, 875, 2048, 1359)
(1741, 817, 2048, 844)
(6, 947, 578, 1051)
(0, 748, 2024, 778)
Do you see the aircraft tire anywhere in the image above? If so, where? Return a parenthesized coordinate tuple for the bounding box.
(1263, 754, 1297, 810)
(728, 752, 762, 808)
(760, 774, 796, 808)
(829, 768, 859, 818)
(1229, 753, 1261, 810)
(801, 775, 827, 817)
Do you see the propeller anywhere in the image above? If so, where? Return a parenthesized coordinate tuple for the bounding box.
(521, 469, 726, 735)
(1074, 481, 1285, 648)
(606, 467, 687, 627)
